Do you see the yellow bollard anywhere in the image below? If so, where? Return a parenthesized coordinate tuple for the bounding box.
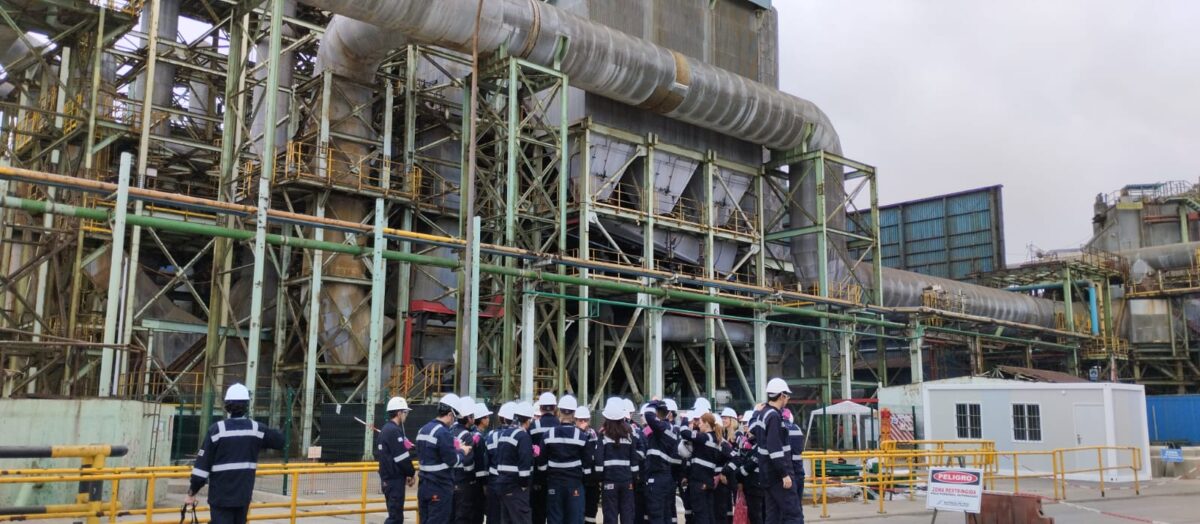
(1131, 448, 1140, 495)
(359, 471, 368, 524)
(144, 474, 154, 524)
(876, 454, 885, 515)
(109, 478, 120, 524)
(1013, 453, 1019, 494)
(289, 472, 300, 524)
(820, 459, 829, 519)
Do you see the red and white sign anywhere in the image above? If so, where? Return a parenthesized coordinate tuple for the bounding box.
(926, 468, 983, 513)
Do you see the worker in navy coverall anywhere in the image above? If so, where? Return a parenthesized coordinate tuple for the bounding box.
(451, 396, 482, 524)
(781, 408, 806, 513)
(642, 400, 682, 524)
(496, 401, 538, 522)
(187, 384, 285, 524)
(575, 407, 601, 524)
(680, 412, 723, 524)
(542, 395, 591, 524)
(595, 398, 640, 524)
(759, 379, 803, 524)
(416, 394, 471, 524)
(375, 396, 416, 524)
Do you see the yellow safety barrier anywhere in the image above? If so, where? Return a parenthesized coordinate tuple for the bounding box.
(0, 442, 1143, 522)
(0, 462, 414, 524)
(793, 443, 1141, 518)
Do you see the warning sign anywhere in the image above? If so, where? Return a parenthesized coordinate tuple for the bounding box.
(926, 468, 983, 514)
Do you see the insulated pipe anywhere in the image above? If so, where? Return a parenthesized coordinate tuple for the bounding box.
(879, 267, 1061, 328)
(308, 17, 408, 364)
(301, 0, 1071, 330)
(1121, 241, 1200, 273)
(0, 194, 907, 329)
(1, 191, 1098, 343)
(299, 0, 833, 151)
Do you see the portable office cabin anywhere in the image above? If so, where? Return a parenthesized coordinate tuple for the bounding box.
(918, 381, 1151, 482)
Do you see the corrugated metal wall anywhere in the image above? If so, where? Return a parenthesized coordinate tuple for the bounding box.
(1146, 395, 1200, 444)
(850, 186, 1006, 280)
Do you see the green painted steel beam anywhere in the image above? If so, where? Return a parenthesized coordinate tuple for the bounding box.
(0, 194, 912, 333)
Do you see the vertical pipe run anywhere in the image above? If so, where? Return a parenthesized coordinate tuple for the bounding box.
(364, 198, 387, 457)
(465, 216, 481, 397)
(99, 153, 132, 396)
(521, 284, 535, 400)
(301, 195, 326, 452)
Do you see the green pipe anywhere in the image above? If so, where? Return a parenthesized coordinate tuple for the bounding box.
(3, 195, 904, 329)
(527, 290, 910, 341)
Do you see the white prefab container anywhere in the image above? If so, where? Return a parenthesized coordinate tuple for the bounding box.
(914, 381, 1150, 482)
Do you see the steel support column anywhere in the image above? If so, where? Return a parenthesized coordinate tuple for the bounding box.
(909, 322, 924, 383)
(243, 0, 286, 398)
(301, 194, 326, 452)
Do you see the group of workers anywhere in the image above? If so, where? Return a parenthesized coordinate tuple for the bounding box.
(185, 377, 805, 524)
(378, 377, 805, 524)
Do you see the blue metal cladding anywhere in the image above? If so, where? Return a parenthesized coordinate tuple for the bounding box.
(1146, 395, 1200, 444)
(848, 186, 1005, 281)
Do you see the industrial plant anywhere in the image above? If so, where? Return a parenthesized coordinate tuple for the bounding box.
(1, 0, 1198, 482)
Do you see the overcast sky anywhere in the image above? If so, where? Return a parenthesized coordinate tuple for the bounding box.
(775, 1, 1200, 262)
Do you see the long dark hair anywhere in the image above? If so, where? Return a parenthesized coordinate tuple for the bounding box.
(602, 418, 630, 440)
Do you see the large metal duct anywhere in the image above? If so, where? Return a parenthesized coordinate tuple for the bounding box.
(251, 0, 296, 156)
(299, 0, 827, 150)
(1121, 241, 1200, 272)
(131, 0, 179, 137)
(309, 16, 407, 364)
(302, 0, 1066, 329)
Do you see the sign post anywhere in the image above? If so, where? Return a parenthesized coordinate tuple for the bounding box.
(926, 468, 984, 514)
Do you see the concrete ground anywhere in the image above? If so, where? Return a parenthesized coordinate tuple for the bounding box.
(28, 475, 1200, 523)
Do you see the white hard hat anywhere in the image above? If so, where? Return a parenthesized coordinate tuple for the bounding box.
(766, 377, 792, 396)
(512, 401, 535, 419)
(741, 410, 753, 423)
(497, 402, 516, 421)
(622, 399, 636, 414)
(713, 415, 724, 428)
(439, 393, 461, 415)
(386, 397, 410, 412)
(640, 403, 653, 415)
(559, 395, 579, 412)
(537, 391, 558, 407)
(603, 397, 623, 414)
(225, 383, 250, 402)
(692, 398, 712, 413)
(576, 406, 591, 420)
(603, 403, 626, 421)
(663, 399, 678, 412)
(691, 408, 710, 419)
(456, 397, 477, 419)
(721, 407, 738, 419)
(474, 402, 493, 419)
